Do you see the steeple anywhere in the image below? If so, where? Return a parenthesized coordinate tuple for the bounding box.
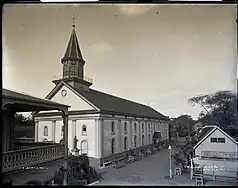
(52, 15, 93, 88)
(61, 15, 84, 62)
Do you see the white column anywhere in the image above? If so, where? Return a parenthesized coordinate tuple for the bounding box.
(35, 121, 39, 142)
(116, 120, 122, 153)
(94, 119, 99, 157)
(138, 121, 141, 146)
(145, 121, 148, 145)
(96, 119, 103, 158)
(100, 119, 104, 158)
(72, 120, 76, 138)
(52, 120, 56, 142)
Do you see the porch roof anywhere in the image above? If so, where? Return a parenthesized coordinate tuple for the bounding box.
(2, 89, 70, 112)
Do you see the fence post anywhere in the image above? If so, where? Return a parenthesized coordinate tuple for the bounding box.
(190, 155, 193, 180)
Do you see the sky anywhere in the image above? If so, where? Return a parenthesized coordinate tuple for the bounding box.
(2, 4, 237, 120)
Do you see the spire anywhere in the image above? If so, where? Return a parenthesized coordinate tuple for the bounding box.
(61, 15, 84, 62)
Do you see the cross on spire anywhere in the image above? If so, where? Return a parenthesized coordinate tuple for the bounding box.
(72, 14, 76, 28)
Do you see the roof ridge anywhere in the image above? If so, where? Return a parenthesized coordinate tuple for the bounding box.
(89, 88, 153, 108)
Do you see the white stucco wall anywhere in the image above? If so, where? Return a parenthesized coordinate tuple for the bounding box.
(195, 129, 238, 157)
(193, 158, 237, 178)
(101, 116, 169, 157)
(194, 128, 238, 178)
(51, 85, 95, 111)
(35, 113, 169, 159)
(38, 121, 53, 142)
(74, 119, 96, 157)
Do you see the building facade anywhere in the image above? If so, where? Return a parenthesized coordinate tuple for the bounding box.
(34, 23, 169, 159)
(193, 126, 238, 178)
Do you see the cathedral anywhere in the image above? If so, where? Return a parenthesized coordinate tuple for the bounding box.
(34, 22, 169, 159)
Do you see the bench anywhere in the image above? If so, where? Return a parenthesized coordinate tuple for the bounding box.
(151, 147, 158, 154)
(144, 149, 152, 156)
(102, 160, 113, 167)
(112, 156, 126, 169)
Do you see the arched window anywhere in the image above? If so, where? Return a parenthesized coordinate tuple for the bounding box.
(81, 140, 88, 154)
(134, 135, 137, 148)
(61, 126, 64, 136)
(142, 135, 145, 146)
(142, 123, 144, 133)
(148, 134, 151, 144)
(134, 123, 137, 133)
(82, 125, 87, 136)
(44, 126, 48, 136)
(124, 137, 127, 150)
(124, 122, 127, 134)
(111, 138, 115, 154)
(111, 121, 115, 135)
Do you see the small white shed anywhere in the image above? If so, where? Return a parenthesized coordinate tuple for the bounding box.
(192, 125, 238, 178)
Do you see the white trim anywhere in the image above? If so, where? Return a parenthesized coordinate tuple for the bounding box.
(63, 82, 100, 111)
(217, 127, 238, 145)
(45, 81, 100, 111)
(52, 120, 56, 142)
(45, 81, 65, 99)
(35, 121, 39, 142)
(193, 126, 238, 150)
(87, 180, 100, 186)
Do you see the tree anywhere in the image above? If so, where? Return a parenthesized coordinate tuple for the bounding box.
(14, 113, 35, 138)
(170, 115, 196, 137)
(188, 90, 237, 136)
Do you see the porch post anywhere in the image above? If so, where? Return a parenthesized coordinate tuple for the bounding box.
(35, 121, 39, 142)
(62, 109, 68, 186)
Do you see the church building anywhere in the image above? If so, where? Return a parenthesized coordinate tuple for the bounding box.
(33, 22, 169, 159)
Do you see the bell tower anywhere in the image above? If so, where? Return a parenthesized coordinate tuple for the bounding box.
(53, 15, 92, 88)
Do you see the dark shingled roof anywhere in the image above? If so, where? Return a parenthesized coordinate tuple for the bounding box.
(65, 83, 168, 120)
(197, 126, 215, 141)
(3, 88, 69, 108)
(61, 27, 83, 62)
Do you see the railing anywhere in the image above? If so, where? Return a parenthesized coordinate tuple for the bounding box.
(52, 74, 93, 84)
(100, 143, 161, 166)
(2, 144, 64, 173)
(14, 142, 58, 150)
(15, 138, 35, 143)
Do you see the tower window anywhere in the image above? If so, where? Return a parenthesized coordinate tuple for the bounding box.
(82, 125, 87, 136)
(44, 126, 48, 136)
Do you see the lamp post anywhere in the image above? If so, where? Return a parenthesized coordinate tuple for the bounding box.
(168, 145, 172, 179)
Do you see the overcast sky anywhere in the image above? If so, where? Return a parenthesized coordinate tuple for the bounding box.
(2, 4, 237, 119)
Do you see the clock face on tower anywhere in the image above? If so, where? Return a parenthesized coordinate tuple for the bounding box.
(61, 89, 67, 97)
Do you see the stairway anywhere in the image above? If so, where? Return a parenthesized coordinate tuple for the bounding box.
(193, 167, 204, 186)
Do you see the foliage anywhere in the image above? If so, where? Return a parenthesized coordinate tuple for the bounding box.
(172, 143, 193, 170)
(170, 115, 196, 137)
(14, 113, 35, 138)
(188, 90, 237, 134)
